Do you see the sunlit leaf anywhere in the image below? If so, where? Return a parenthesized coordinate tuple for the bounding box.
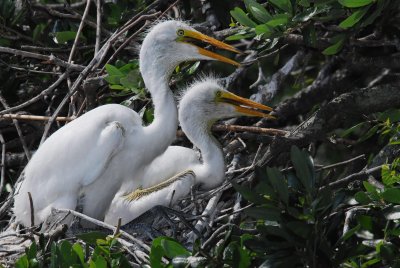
(381, 188, 400, 204)
(339, 6, 370, 29)
(338, 0, 373, 8)
(322, 34, 346, 55)
(230, 7, 258, 27)
(244, 0, 272, 23)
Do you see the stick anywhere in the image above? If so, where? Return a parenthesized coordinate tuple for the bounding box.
(28, 192, 34, 227)
(0, 114, 74, 122)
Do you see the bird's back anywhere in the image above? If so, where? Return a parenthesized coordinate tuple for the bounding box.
(13, 104, 142, 226)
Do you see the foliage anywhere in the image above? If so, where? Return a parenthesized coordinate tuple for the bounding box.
(229, 0, 393, 55)
(340, 109, 400, 145)
(15, 232, 130, 268)
(146, 147, 400, 267)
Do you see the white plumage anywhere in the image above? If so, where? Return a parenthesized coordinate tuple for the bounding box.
(13, 20, 239, 227)
(104, 78, 274, 225)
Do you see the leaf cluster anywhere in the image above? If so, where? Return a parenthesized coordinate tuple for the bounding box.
(14, 232, 130, 268)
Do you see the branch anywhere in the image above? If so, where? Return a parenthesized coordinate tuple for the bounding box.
(0, 47, 85, 71)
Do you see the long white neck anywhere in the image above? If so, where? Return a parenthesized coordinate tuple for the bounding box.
(182, 120, 225, 190)
(140, 48, 178, 163)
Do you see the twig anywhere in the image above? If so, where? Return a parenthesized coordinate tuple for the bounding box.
(39, 37, 113, 144)
(68, 0, 91, 63)
(95, 0, 101, 55)
(0, 114, 74, 122)
(178, 124, 288, 137)
(0, 133, 5, 198)
(0, 46, 85, 71)
(315, 154, 365, 172)
(105, 18, 157, 66)
(0, 72, 70, 115)
(187, 192, 222, 242)
(52, 208, 150, 252)
(0, 95, 31, 160)
(113, 218, 122, 236)
(321, 165, 383, 191)
(27, 192, 34, 227)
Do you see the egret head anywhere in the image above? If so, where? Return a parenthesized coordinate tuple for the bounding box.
(140, 21, 240, 77)
(179, 78, 274, 127)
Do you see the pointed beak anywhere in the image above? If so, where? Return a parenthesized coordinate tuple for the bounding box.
(219, 91, 275, 119)
(181, 30, 241, 67)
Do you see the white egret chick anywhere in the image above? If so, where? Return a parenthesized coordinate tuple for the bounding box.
(104, 77, 274, 225)
(13, 20, 240, 227)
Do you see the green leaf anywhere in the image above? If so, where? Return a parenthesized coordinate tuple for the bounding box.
(269, 0, 293, 13)
(361, 0, 386, 26)
(94, 255, 107, 268)
(266, 14, 290, 27)
(322, 34, 346, 55)
(290, 146, 314, 193)
(26, 242, 38, 259)
(382, 164, 400, 186)
(55, 31, 85, 44)
(337, 224, 361, 245)
(363, 181, 380, 200)
(245, 206, 281, 221)
(160, 238, 191, 258)
(358, 124, 380, 143)
(267, 167, 289, 205)
(77, 231, 108, 245)
(230, 7, 258, 27)
(381, 188, 400, 204)
(105, 64, 124, 77)
(32, 24, 46, 43)
(72, 243, 85, 264)
(357, 215, 373, 230)
(232, 182, 268, 204)
(341, 122, 366, 137)
(338, 0, 373, 8)
(339, 6, 370, 29)
(226, 33, 256, 41)
(354, 191, 371, 205)
(15, 256, 29, 268)
(255, 24, 274, 36)
(244, 0, 272, 23)
(149, 244, 163, 268)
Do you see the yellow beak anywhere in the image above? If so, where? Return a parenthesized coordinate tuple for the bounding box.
(182, 30, 241, 67)
(219, 91, 275, 119)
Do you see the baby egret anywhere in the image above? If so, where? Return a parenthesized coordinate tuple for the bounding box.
(104, 77, 274, 225)
(13, 20, 240, 227)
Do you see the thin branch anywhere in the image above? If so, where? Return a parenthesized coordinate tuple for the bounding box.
(0, 114, 74, 122)
(0, 46, 85, 71)
(52, 208, 150, 252)
(0, 72, 70, 115)
(95, 0, 101, 55)
(68, 0, 91, 63)
(321, 165, 383, 191)
(28, 192, 34, 227)
(0, 95, 31, 160)
(0, 133, 5, 198)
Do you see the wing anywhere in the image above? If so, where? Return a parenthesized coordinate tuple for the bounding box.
(140, 145, 200, 188)
(104, 169, 195, 225)
(14, 104, 141, 226)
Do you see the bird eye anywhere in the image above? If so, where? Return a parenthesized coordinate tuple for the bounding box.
(215, 91, 222, 98)
(176, 29, 185, 36)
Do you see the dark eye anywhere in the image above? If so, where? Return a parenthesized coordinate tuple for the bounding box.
(216, 91, 222, 98)
(177, 29, 185, 36)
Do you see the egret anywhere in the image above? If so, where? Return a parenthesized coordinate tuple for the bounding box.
(104, 77, 274, 225)
(13, 20, 240, 227)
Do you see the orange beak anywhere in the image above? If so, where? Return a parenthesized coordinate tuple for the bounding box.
(219, 91, 275, 119)
(180, 30, 241, 67)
